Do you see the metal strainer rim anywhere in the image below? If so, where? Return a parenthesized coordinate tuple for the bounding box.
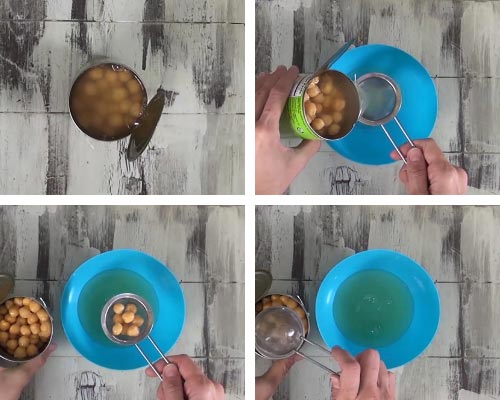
(357, 72, 402, 126)
(101, 293, 154, 346)
(255, 306, 306, 360)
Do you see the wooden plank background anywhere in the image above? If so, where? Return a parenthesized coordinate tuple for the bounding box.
(255, 0, 500, 195)
(0, 0, 244, 194)
(0, 205, 244, 400)
(255, 205, 500, 400)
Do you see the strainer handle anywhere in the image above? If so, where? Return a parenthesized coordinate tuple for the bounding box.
(135, 343, 164, 381)
(301, 337, 332, 356)
(295, 350, 340, 376)
(147, 335, 170, 365)
(381, 118, 416, 165)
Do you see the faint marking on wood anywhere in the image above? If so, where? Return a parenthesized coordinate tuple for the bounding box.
(75, 371, 107, 400)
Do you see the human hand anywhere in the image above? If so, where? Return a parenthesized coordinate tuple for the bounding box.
(145, 354, 224, 400)
(0, 343, 56, 400)
(256, 66, 321, 194)
(330, 347, 395, 400)
(390, 139, 468, 195)
(256, 355, 302, 400)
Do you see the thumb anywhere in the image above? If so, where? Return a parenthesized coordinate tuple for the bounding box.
(330, 374, 341, 400)
(292, 140, 321, 167)
(158, 364, 184, 400)
(405, 148, 429, 195)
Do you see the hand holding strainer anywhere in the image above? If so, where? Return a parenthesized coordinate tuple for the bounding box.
(101, 293, 169, 381)
(356, 72, 415, 164)
(255, 307, 339, 375)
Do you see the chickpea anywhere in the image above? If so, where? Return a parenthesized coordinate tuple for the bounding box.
(0, 305, 7, 315)
(14, 347, 27, 359)
(262, 302, 272, 310)
(26, 344, 39, 357)
(0, 331, 8, 344)
(112, 87, 128, 102)
(119, 99, 132, 114)
(301, 317, 309, 333)
(129, 102, 143, 118)
(30, 323, 41, 335)
(255, 302, 263, 313)
(333, 98, 346, 111)
(105, 69, 119, 84)
(113, 314, 124, 324)
(316, 103, 323, 113)
(113, 303, 125, 315)
(0, 320, 10, 331)
(293, 307, 306, 319)
(122, 311, 135, 324)
(320, 114, 334, 126)
(127, 325, 140, 337)
(19, 307, 32, 319)
(328, 124, 341, 136)
(271, 294, 279, 301)
(14, 298, 24, 306)
(126, 79, 142, 95)
(5, 300, 13, 309)
(36, 310, 49, 322)
(18, 336, 30, 348)
(4, 315, 16, 324)
(311, 118, 325, 131)
(39, 330, 51, 340)
(262, 297, 271, 305)
(17, 317, 27, 326)
(108, 114, 123, 129)
(112, 323, 123, 336)
(118, 70, 132, 83)
(304, 93, 310, 102)
(22, 298, 31, 307)
(271, 300, 282, 307)
(310, 93, 325, 104)
(8, 306, 19, 318)
(88, 67, 105, 80)
(29, 301, 41, 313)
(133, 315, 144, 327)
(9, 324, 20, 335)
(307, 84, 321, 98)
(304, 101, 317, 119)
(125, 304, 137, 314)
(332, 112, 343, 124)
(319, 78, 334, 95)
(40, 321, 51, 334)
(20, 325, 31, 336)
(6, 339, 17, 351)
(82, 81, 98, 97)
(30, 335, 40, 345)
(27, 313, 39, 324)
(96, 79, 109, 91)
(282, 297, 298, 309)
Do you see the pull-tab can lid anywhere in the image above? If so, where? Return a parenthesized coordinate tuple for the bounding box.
(255, 270, 273, 301)
(316, 39, 355, 74)
(0, 273, 14, 304)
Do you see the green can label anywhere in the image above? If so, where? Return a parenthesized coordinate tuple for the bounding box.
(285, 74, 320, 140)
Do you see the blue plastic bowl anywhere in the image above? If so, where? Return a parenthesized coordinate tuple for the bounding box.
(61, 249, 185, 370)
(327, 44, 438, 165)
(315, 249, 440, 369)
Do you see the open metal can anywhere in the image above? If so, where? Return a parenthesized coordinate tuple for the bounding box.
(0, 274, 54, 367)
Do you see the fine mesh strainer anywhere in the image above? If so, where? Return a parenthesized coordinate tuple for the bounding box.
(356, 72, 415, 164)
(255, 307, 339, 375)
(101, 293, 170, 380)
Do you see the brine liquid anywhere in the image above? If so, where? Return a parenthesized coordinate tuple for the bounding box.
(77, 269, 158, 345)
(333, 269, 413, 347)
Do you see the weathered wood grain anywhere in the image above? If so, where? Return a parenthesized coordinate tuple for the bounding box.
(256, 0, 500, 194)
(255, 205, 500, 399)
(0, 205, 244, 400)
(0, 2, 244, 195)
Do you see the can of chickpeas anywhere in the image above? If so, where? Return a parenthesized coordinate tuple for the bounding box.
(0, 274, 54, 367)
(255, 293, 310, 358)
(69, 60, 148, 141)
(282, 70, 361, 141)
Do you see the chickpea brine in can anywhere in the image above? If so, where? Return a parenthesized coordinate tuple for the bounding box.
(69, 63, 147, 141)
(283, 70, 360, 141)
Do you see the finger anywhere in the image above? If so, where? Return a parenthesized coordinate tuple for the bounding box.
(388, 372, 397, 400)
(18, 343, 57, 377)
(377, 360, 389, 390)
(158, 364, 184, 400)
(261, 356, 299, 388)
(405, 147, 430, 194)
(456, 167, 468, 193)
(356, 349, 381, 396)
(258, 66, 300, 130)
(146, 360, 168, 377)
(399, 165, 409, 185)
(291, 140, 321, 169)
(256, 72, 270, 92)
(255, 66, 287, 121)
(330, 374, 341, 399)
(331, 346, 360, 400)
(394, 139, 447, 165)
(168, 355, 204, 380)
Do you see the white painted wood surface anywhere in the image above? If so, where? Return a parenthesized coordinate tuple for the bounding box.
(0, 205, 244, 400)
(256, 0, 500, 194)
(0, 0, 244, 194)
(256, 205, 500, 399)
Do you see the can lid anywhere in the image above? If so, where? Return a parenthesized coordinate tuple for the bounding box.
(0, 273, 14, 304)
(255, 270, 273, 300)
(127, 88, 166, 161)
(316, 39, 355, 73)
